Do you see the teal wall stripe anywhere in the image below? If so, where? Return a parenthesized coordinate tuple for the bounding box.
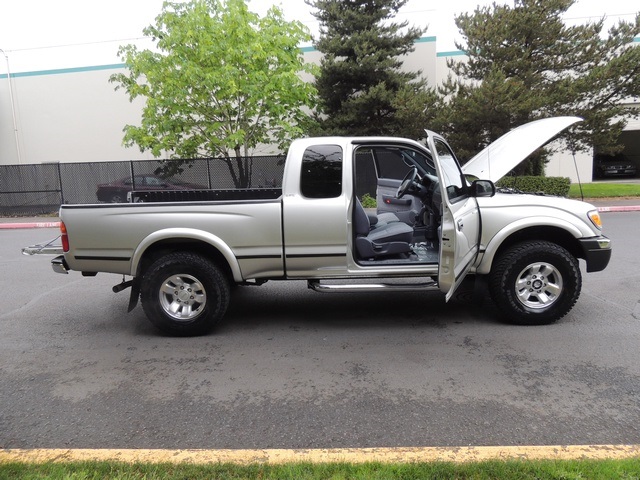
(437, 50, 466, 58)
(301, 36, 435, 53)
(0, 63, 126, 79)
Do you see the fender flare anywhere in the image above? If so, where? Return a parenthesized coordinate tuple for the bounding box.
(129, 228, 243, 282)
(476, 216, 582, 275)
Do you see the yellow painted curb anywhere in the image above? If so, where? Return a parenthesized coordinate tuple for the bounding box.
(1, 445, 639, 465)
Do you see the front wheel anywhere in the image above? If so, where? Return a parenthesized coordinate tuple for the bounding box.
(488, 241, 581, 325)
(140, 252, 230, 336)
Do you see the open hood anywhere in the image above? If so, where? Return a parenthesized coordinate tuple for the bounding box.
(461, 116, 583, 183)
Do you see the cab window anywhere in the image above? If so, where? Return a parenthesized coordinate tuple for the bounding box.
(300, 145, 343, 198)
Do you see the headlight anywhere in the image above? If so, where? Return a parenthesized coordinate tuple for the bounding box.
(588, 210, 602, 230)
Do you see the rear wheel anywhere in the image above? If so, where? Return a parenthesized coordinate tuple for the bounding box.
(140, 252, 230, 336)
(489, 241, 581, 325)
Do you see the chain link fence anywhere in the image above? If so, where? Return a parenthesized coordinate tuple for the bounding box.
(0, 156, 285, 216)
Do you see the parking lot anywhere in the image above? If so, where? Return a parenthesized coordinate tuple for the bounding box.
(1, 211, 639, 449)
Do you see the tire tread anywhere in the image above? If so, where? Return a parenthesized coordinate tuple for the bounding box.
(488, 240, 581, 325)
(140, 251, 230, 336)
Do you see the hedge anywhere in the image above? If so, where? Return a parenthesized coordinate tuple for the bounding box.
(496, 176, 571, 197)
(360, 177, 571, 208)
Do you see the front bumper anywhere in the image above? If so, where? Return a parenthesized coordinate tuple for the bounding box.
(579, 236, 611, 273)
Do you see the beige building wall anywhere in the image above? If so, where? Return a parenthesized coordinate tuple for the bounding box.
(0, 65, 156, 165)
(400, 37, 437, 88)
(544, 142, 593, 183)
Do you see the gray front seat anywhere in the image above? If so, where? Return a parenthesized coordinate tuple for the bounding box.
(369, 211, 401, 227)
(354, 198, 413, 259)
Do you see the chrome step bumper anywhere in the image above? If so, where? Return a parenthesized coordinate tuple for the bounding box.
(308, 279, 438, 293)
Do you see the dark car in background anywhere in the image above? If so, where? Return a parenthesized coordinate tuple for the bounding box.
(594, 154, 638, 179)
(96, 175, 208, 203)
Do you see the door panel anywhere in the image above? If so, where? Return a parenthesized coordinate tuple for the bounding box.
(283, 195, 349, 277)
(438, 197, 480, 298)
(376, 178, 421, 224)
(426, 131, 481, 300)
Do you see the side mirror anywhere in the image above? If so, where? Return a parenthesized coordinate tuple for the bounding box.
(471, 179, 496, 198)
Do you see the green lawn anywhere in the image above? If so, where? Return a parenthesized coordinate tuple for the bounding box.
(569, 182, 640, 198)
(2, 458, 640, 479)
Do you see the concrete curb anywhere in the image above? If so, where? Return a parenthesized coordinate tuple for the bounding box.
(597, 205, 640, 212)
(1, 445, 639, 465)
(0, 221, 60, 230)
(1, 205, 639, 230)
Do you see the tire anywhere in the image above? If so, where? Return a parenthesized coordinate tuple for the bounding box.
(140, 252, 230, 336)
(110, 192, 125, 203)
(488, 241, 581, 325)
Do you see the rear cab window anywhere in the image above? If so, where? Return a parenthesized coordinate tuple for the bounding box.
(300, 145, 343, 199)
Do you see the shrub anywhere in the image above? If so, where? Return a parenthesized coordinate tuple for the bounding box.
(496, 176, 571, 197)
(360, 193, 377, 208)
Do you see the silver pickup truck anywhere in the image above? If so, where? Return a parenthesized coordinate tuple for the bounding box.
(26, 117, 611, 335)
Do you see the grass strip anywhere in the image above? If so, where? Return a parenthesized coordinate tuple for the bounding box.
(1, 458, 640, 479)
(569, 182, 640, 198)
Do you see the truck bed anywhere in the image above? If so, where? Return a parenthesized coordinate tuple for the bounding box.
(60, 195, 285, 280)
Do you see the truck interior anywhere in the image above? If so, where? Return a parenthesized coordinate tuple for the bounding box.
(353, 144, 445, 266)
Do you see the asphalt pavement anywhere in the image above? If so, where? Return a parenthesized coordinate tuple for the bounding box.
(2, 197, 639, 462)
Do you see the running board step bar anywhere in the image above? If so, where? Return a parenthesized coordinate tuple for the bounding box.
(308, 279, 439, 293)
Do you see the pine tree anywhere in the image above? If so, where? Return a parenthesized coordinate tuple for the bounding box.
(308, 0, 427, 136)
(433, 0, 640, 173)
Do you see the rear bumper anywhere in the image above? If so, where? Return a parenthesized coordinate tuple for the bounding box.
(579, 236, 611, 273)
(51, 255, 70, 274)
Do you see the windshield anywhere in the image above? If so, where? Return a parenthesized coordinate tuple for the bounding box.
(400, 149, 436, 176)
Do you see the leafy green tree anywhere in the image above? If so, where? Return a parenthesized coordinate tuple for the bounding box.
(433, 0, 640, 173)
(111, 0, 318, 187)
(308, 0, 429, 137)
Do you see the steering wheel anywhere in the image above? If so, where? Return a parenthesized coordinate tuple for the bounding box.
(396, 167, 418, 198)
